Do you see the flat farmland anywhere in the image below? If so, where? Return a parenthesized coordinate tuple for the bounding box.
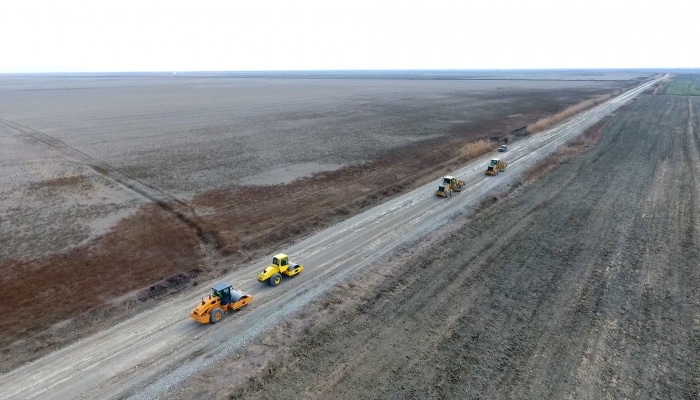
(0, 71, 640, 370)
(1, 74, 635, 193)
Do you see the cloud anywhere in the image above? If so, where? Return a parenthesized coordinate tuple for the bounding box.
(1, 0, 697, 72)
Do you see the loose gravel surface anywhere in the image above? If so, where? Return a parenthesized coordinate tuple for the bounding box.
(200, 92, 699, 398)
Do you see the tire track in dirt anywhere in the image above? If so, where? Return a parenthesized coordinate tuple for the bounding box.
(0, 116, 220, 249)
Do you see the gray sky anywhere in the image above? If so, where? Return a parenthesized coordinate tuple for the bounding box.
(1, 0, 695, 73)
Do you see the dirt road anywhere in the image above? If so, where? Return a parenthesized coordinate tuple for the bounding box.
(0, 79, 663, 399)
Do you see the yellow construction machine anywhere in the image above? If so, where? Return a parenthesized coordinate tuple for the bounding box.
(257, 253, 304, 286)
(436, 184, 452, 198)
(444, 175, 465, 191)
(190, 282, 253, 324)
(436, 175, 465, 197)
(486, 158, 507, 176)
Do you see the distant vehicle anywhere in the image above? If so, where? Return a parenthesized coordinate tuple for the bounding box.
(498, 145, 508, 152)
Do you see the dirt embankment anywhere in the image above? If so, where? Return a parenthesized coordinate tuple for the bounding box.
(195, 94, 700, 399)
(0, 132, 499, 371)
(191, 135, 496, 257)
(0, 205, 203, 358)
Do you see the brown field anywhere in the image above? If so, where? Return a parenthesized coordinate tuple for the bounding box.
(0, 71, 640, 370)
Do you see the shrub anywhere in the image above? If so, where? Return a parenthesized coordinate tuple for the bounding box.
(526, 94, 614, 134)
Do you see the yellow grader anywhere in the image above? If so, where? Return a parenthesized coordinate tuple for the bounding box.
(486, 158, 507, 176)
(436, 175, 465, 197)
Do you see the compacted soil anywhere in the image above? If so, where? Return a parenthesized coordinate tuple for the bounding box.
(190, 94, 700, 399)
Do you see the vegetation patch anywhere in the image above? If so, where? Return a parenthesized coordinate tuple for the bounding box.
(192, 136, 504, 262)
(526, 93, 616, 134)
(0, 204, 204, 367)
(460, 139, 495, 160)
(662, 74, 700, 96)
(27, 175, 93, 193)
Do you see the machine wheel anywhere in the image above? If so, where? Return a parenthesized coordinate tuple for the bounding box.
(269, 273, 282, 286)
(210, 308, 224, 324)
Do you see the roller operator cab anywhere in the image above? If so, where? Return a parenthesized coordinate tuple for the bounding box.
(257, 253, 304, 286)
(190, 282, 253, 324)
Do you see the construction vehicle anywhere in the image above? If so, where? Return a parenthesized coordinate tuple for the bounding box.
(436, 175, 465, 197)
(486, 158, 507, 176)
(444, 175, 465, 191)
(257, 253, 304, 286)
(190, 282, 253, 324)
(436, 184, 452, 197)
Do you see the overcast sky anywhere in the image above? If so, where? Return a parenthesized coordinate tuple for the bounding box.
(1, 0, 696, 73)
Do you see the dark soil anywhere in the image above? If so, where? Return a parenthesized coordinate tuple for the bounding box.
(219, 94, 700, 399)
(0, 205, 203, 357)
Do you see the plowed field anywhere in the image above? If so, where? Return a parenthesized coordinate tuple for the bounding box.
(199, 94, 700, 398)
